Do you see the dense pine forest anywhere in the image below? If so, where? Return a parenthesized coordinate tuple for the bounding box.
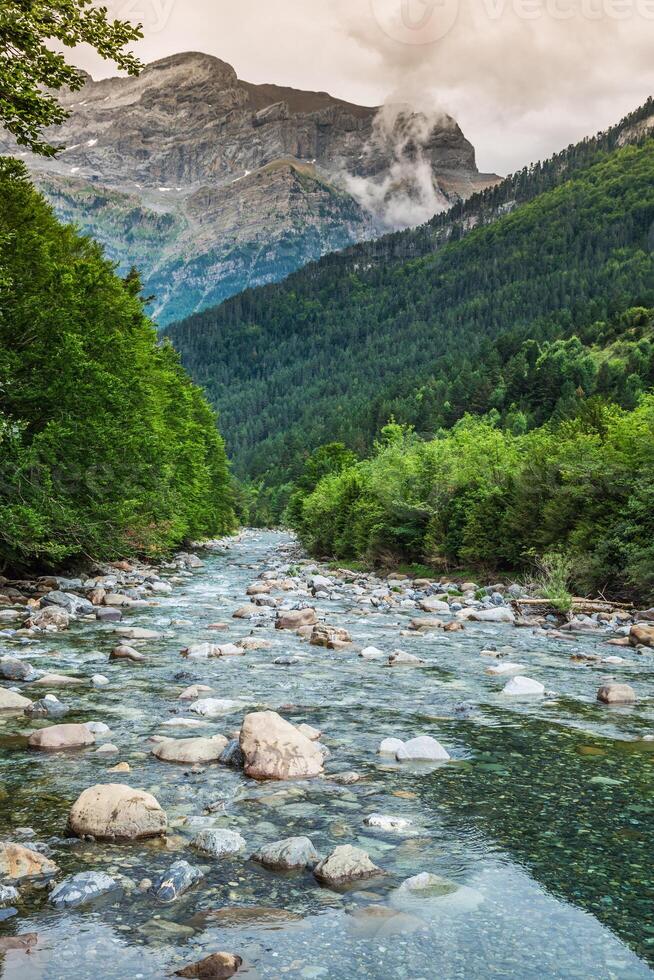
(0, 159, 235, 570)
(166, 117, 654, 527)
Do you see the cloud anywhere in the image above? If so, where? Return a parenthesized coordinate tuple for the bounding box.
(340, 103, 452, 230)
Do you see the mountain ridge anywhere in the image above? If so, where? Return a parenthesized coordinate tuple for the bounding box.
(0, 50, 498, 324)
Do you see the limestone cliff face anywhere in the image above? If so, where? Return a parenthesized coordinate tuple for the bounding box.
(2, 52, 498, 325)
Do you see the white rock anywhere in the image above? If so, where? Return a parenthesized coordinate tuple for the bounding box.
(189, 698, 242, 717)
(360, 646, 385, 660)
(91, 674, 110, 687)
(378, 737, 405, 755)
(396, 736, 450, 762)
(364, 813, 413, 832)
(485, 662, 527, 676)
(501, 676, 545, 697)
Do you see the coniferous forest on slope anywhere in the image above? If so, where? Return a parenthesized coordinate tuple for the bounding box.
(167, 136, 654, 508)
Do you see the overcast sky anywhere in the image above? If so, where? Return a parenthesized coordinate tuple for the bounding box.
(74, 0, 654, 175)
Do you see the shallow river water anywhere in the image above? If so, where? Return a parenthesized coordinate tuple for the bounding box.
(1, 530, 653, 979)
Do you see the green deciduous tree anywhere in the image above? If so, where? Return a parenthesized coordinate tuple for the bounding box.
(0, 0, 142, 155)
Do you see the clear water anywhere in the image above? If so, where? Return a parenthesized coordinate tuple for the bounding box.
(1, 530, 653, 978)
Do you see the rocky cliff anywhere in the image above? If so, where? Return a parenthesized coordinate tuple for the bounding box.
(2, 52, 498, 325)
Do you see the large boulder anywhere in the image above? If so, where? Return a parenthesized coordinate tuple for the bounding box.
(239, 710, 324, 780)
(28, 723, 95, 751)
(253, 836, 319, 870)
(153, 735, 228, 764)
(68, 783, 167, 841)
(629, 624, 654, 648)
(0, 842, 58, 880)
(0, 687, 32, 711)
(597, 683, 636, 704)
(275, 608, 318, 630)
(313, 845, 383, 888)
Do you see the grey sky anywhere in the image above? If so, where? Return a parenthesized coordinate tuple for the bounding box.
(74, 0, 654, 175)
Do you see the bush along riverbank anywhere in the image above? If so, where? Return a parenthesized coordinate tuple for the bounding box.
(289, 395, 654, 606)
(0, 158, 235, 572)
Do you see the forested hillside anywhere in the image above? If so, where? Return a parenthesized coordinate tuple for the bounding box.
(290, 379, 654, 600)
(167, 130, 654, 518)
(0, 159, 235, 570)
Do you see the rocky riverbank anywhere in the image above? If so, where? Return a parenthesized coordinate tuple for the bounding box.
(0, 530, 653, 978)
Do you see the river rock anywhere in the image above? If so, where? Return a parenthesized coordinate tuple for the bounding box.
(32, 673, 85, 687)
(149, 860, 203, 902)
(95, 607, 122, 622)
(247, 582, 271, 595)
(24, 695, 69, 720)
(485, 662, 527, 676)
(0, 934, 39, 952)
(49, 871, 118, 908)
(28, 723, 95, 751)
(68, 784, 167, 841)
(396, 736, 450, 762)
(501, 676, 545, 696)
(28, 606, 70, 630)
(419, 598, 450, 614)
(239, 710, 324, 780)
(378, 737, 405, 755)
(0, 842, 58, 880)
(236, 636, 271, 651)
(41, 591, 93, 615)
(364, 813, 413, 832)
(408, 618, 444, 632)
(153, 735, 228, 764)
(115, 626, 162, 641)
(219, 738, 245, 768)
(0, 657, 37, 681)
(110, 644, 146, 662)
(466, 607, 515, 623)
(597, 683, 636, 704)
(232, 605, 260, 619)
(629, 624, 654, 648)
(388, 650, 423, 667)
(192, 828, 246, 858)
(91, 674, 110, 687)
(253, 835, 319, 870)
(310, 624, 351, 647)
(175, 952, 243, 979)
(275, 608, 318, 630)
(190, 698, 242, 717)
(360, 646, 385, 660)
(179, 684, 213, 699)
(313, 844, 383, 888)
(0, 687, 32, 711)
(0, 885, 19, 904)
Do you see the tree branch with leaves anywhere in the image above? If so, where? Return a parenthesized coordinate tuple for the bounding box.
(0, 0, 142, 156)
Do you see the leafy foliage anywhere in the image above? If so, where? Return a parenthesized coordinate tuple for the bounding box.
(292, 396, 654, 602)
(0, 0, 142, 155)
(0, 158, 234, 569)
